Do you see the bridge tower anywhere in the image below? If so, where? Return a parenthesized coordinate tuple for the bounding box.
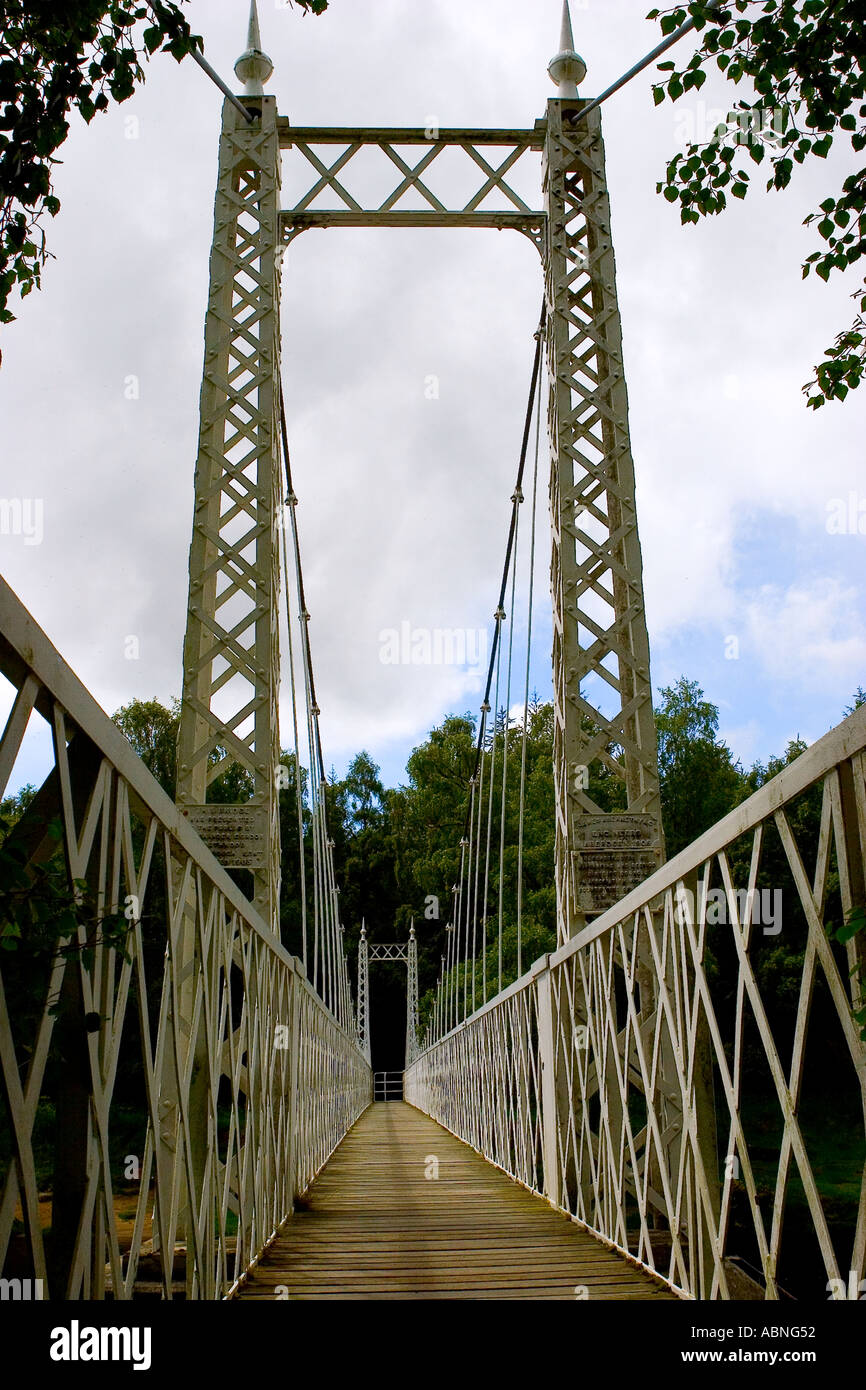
(357, 922, 371, 1062)
(545, 2, 664, 942)
(405, 924, 419, 1066)
(172, 0, 665, 956)
(175, 0, 283, 930)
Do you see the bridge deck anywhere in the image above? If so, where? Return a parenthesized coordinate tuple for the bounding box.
(235, 1102, 677, 1300)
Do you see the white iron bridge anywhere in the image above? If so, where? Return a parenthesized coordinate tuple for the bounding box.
(0, 2, 864, 1304)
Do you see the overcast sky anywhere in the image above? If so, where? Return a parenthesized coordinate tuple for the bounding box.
(1, 0, 864, 799)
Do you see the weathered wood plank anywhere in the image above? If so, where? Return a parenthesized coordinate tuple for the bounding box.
(234, 1103, 678, 1302)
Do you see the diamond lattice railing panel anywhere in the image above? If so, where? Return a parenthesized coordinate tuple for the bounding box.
(404, 981, 544, 1194)
(407, 703, 866, 1300)
(0, 577, 371, 1299)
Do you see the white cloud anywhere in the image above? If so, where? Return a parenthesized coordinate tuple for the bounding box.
(743, 578, 866, 692)
(715, 718, 763, 768)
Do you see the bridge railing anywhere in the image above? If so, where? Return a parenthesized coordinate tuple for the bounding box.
(406, 704, 866, 1300)
(0, 577, 372, 1299)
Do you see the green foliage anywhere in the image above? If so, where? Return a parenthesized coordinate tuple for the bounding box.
(646, 1, 866, 407)
(0, 1, 205, 322)
(0, 0, 332, 323)
(655, 676, 748, 855)
(113, 695, 180, 796)
(0, 809, 131, 1031)
(390, 700, 561, 1012)
(321, 751, 402, 966)
(110, 694, 254, 802)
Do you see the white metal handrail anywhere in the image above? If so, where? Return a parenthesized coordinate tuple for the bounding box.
(0, 577, 372, 1299)
(406, 703, 866, 1300)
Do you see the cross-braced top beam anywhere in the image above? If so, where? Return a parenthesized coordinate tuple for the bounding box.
(280, 124, 546, 249)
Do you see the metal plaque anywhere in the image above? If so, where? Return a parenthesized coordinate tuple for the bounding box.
(184, 804, 268, 870)
(573, 814, 660, 915)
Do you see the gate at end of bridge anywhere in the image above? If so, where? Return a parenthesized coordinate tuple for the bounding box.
(373, 1073, 405, 1102)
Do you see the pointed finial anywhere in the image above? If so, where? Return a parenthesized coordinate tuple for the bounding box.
(360, 919, 367, 938)
(410, 920, 416, 940)
(548, 0, 587, 98)
(235, 0, 274, 96)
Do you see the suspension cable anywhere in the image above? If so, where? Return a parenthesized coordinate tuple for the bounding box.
(465, 300, 546, 814)
(496, 490, 520, 996)
(187, 43, 256, 124)
(277, 383, 352, 1026)
(470, 761, 484, 1014)
(430, 303, 547, 1036)
(279, 481, 308, 971)
(516, 369, 544, 979)
(567, 3, 725, 127)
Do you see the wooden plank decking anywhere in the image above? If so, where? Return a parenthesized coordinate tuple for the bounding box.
(235, 1102, 677, 1301)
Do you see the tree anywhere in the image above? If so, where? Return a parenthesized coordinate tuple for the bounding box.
(647, 1, 865, 407)
(0, 780, 35, 831)
(110, 694, 255, 805)
(0, 0, 328, 324)
(389, 713, 478, 933)
(325, 751, 401, 944)
(339, 750, 387, 836)
(655, 676, 748, 855)
(112, 695, 180, 796)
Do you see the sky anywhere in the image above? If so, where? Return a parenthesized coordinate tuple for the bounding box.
(1, 0, 864, 799)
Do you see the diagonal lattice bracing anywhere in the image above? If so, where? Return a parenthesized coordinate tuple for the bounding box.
(0, 578, 371, 1299)
(543, 100, 664, 942)
(279, 125, 546, 248)
(408, 702, 866, 1300)
(177, 98, 283, 929)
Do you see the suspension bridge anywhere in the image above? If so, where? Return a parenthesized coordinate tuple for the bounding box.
(0, 1, 864, 1304)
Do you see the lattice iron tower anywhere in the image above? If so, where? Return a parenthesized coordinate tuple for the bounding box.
(406, 925, 419, 1066)
(544, 3, 664, 942)
(176, 0, 663, 949)
(176, 2, 282, 929)
(357, 922, 371, 1061)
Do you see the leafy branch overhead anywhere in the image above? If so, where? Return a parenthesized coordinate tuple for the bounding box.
(0, 0, 328, 325)
(0, 2, 196, 322)
(647, 1, 865, 407)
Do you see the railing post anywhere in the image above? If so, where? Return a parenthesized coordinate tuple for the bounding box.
(537, 960, 560, 1209)
(286, 968, 302, 1205)
(836, 755, 866, 1289)
(684, 873, 722, 1299)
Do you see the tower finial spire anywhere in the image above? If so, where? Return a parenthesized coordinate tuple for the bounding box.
(548, 0, 587, 99)
(235, 0, 274, 96)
